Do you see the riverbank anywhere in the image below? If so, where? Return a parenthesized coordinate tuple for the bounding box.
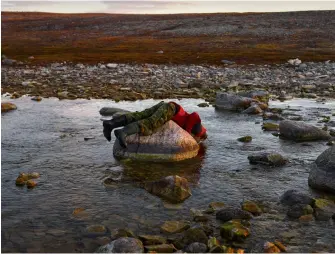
(1, 61, 335, 102)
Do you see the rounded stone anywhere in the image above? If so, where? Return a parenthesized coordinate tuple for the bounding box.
(1, 102, 17, 112)
(113, 121, 200, 162)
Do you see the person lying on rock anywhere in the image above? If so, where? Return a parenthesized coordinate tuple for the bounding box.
(103, 101, 207, 148)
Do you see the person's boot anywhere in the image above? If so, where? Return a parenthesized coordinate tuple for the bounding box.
(114, 123, 140, 148)
(103, 115, 127, 141)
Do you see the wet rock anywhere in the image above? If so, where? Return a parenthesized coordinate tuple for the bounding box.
(220, 220, 250, 242)
(287, 204, 313, 219)
(160, 220, 190, 234)
(209, 202, 225, 210)
(238, 90, 269, 104)
(72, 208, 89, 219)
(111, 228, 135, 240)
(113, 121, 200, 162)
(28, 172, 40, 179)
(274, 240, 287, 252)
(184, 242, 208, 253)
(15, 177, 26, 186)
(237, 136, 252, 143)
(31, 96, 42, 102)
(144, 175, 191, 203)
(138, 235, 167, 245)
(215, 92, 254, 111)
(26, 180, 37, 188)
(144, 244, 175, 253)
(242, 104, 263, 114)
(190, 208, 208, 222)
(280, 190, 314, 206)
(312, 198, 335, 221)
(299, 214, 314, 223)
(326, 141, 334, 146)
(248, 152, 287, 167)
(1, 102, 17, 112)
(18, 173, 29, 181)
(263, 241, 281, 253)
(308, 146, 335, 194)
(96, 237, 144, 253)
(216, 207, 252, 222)
(85, 225, 107, 237)
(279, 120, 331, 141)
(182, 228, 208, 245)
(263, 113, 285, 121)
(262, 122, 279, 131)
(197, 102, 209, 107)
(242, 201, 262, 216)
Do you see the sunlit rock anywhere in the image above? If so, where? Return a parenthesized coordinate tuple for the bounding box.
(1, 102, 17, 112)
(279, 120, 331, 141)
(113, 121, 200, 162)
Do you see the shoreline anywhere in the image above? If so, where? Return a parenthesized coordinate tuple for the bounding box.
(2, 61, 334, 102)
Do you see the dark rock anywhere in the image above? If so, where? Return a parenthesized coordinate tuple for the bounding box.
(279, 120, 331, 141)
(312, 198, 335, 221)
(144, 244, 175, 253)
(184, 242, 208, 253)
(247, 152, 287, 167)
(287, 204, 313, 219)
(216, 207, 252, 222)
(280, 189, 314, 206)
(308, 146, 335, 194)
(237, 136, 252, 143)
(215, 92, 254, 111)
(182, 228, 208, 246)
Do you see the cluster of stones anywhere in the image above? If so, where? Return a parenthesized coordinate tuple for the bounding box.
(94, 199, 289, 253)
(1, 60, 335, 101)
(280, 189, 335, 222)
(15, 172, 40, 188)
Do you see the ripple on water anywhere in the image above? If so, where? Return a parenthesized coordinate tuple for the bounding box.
(1, 97, 335, 252)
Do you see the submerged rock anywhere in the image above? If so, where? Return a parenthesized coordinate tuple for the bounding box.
(113, 120, 200, 162)
(96, 237, 144, 253)
(248, 152, 287, 167)
(182, 228, 208, 246)
(160, 220, 190, 234)
(308, 146, 335, 194)
(138, 235, 167, 245)
(144, 244, 175, 253)
(287, 204, 313, 219)
(279, 120, 331, 141)
(1, 102, 17, 112)
(216, 207, 252, 222)
(185, 242, 208, 253)
(280, 189, 314, 206)
(312, 198, 335, 221)
(144, 175, 191, 203)
(242, 200, 262, 216)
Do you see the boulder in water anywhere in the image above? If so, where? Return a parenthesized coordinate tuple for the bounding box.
(280, 190, 314, 206)
(144, 175, 192, 203)
(238, 90, 270, 104)
(1, 102, 17, 113)
(279, 120, 331, 141)
(113, 120, 200, 162)
(248, 152, 287, 167)
(308, 146, 335, 194)
(215, 92, 254, 111)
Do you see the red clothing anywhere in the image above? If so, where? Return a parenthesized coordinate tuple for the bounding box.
(169, 102, 207, 138)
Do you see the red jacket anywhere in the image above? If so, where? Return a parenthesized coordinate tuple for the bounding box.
(169, 102, 207, 138)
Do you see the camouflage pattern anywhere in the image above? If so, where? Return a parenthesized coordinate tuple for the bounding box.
(124, 101, 176, 136)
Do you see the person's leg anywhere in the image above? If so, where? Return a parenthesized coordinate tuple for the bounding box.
(103, 101, 165, 141)
(115, 102, 176, 148)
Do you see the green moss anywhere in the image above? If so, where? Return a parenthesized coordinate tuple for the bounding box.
(237, 136, 252, 142)
(242, 200, 262, 215)
(262, 122, 279, 131)
(220, 220, 250, 242)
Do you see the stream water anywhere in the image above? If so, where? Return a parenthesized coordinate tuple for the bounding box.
(1, 97, 335, 252)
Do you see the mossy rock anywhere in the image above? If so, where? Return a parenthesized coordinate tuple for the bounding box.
(242, 201, 262, 216)
(144, 244, 175, 253)
(237, 136, 252, 143)
(312, 198, 335, 220)
(111, 228, 136, 240)
(182, 228, 208, 245)
(220, 220, 250, 242)
(138, 235, 167, 245)
(248, 152, 287, 167)
(262, 122, 279, 131)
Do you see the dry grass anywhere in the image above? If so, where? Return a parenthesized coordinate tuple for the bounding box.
(2, 11, 335, 65)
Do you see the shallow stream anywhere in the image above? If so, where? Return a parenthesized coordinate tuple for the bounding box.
(1, 97, 335, 252)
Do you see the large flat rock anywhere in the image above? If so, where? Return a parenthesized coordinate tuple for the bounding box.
(113, 120, 200, 162)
